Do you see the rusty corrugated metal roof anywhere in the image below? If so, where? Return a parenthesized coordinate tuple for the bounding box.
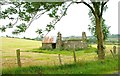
(42, 36, 56, 43)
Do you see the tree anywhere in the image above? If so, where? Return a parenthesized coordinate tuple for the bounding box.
(75, 0, 109, 60)
(88, 10, 110, 41)
(0, 0, 109, 60)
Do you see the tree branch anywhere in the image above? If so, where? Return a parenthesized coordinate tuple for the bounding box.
(44, 2, 73, 37)
(34, 10, 47, 20)
(27, 10, 48, 29)
(12, 17, 19, 26)
(27, 13, 37, 29)
(75, 1, 98, 19)
(100, 0, 109, 17)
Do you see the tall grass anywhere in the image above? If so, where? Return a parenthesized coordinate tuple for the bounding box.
(23, 47, 97, 56)
(2, 55, 118, 74)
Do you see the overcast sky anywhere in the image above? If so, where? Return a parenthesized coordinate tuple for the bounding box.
(0, 0, 119, 38)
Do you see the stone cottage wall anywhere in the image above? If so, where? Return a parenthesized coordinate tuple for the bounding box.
(56, 32, 62, 49)
(42, 43, 56, 49)
(42, 43, 54, 49)
(63, 40, 88, 49)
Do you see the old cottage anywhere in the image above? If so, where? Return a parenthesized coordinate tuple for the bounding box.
(42, 32, 88, 49)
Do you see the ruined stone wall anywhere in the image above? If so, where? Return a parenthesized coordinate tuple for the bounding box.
(63, 40, 88, 49)
(56, 32, 62, 49)
(42, 32, 88, 50)
(42, 43, 53, 49)
(82, 32, 87, 42)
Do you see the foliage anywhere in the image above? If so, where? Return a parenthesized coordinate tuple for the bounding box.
(0, 1, 66, 36)
(0, 1, 109, 36)
(88, 10, 110, 41)
(12, 23, 27, 34)
(87, 37, 97, 44)
(35, 29, 44, 39)
(35, 29, 42, 35)
(109, 34, 120, 38)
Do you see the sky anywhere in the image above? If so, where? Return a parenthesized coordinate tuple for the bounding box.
(0, 0, 119, 38)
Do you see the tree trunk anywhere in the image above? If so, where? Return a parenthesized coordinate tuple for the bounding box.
(96, 18, 105, 60)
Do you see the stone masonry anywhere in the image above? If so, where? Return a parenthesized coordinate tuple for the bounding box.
(42, 32, 88, 49)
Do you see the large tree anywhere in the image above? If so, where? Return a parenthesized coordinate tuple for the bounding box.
(0, 0, 109, 60)
(88, 9, 110, 41)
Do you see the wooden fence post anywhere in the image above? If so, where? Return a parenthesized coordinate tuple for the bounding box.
(113, 46, 116, 54)
(16, 49, 21, 67)
(73, 45, 76, 63)
(110, 50, 115, 58)
(58, 54, 62, 65)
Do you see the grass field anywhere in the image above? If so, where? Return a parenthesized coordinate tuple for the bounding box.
(1, 37, 119, 74)
(3, 56, 118, 74)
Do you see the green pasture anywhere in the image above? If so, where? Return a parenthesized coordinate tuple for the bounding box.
(1, 37, 119, 74)
(3, 56, 118, 74)
(1, 37, 41, 51)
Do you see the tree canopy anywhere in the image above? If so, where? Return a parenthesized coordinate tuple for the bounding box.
(0, 0, 109, 36)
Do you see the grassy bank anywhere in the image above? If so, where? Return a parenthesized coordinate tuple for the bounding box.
(3, 55, 118, 74)
(23, 47, 97, 56)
